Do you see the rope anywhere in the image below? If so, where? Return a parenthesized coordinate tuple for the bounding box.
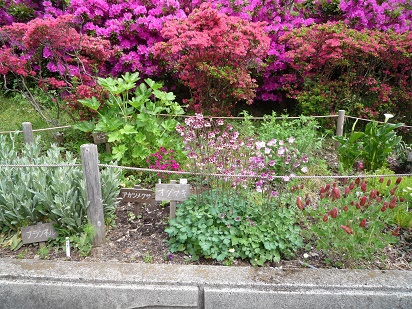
(345, 115, 412, 129)
(157, 114, 339, 120)
(1, 113, 411, 134)
(0, 125, 72, 134)
(1, 162, 409, 179)
(0, 163, 81, 168)
(98, 163, 410, 179)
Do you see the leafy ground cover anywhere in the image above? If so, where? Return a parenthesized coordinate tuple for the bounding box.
(0, 131, 410, 270)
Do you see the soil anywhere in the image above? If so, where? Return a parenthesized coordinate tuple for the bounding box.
(0, 146, 411, 270)
(1, 198, 411, 270)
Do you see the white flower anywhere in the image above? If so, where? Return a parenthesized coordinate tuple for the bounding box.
(301, 166, 308, 173)
(229, 248, 235, 253)
(384, 113, 394, 123)
(256, 141, 266, 149)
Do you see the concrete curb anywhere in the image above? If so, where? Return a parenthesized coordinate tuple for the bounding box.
(0, 258, 411, 308)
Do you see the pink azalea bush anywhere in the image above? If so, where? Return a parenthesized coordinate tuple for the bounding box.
(154, 3, 270, 115)
(1, 1, 412, 120)
(0, 14, 113, 123)
(281, 21, 412, 123)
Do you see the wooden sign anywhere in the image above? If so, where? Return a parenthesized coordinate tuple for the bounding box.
(93, 132, 108, 144)
(155, 184, 191, 201)
(119, 188, 154, 203)
(21, 222, 57, 244)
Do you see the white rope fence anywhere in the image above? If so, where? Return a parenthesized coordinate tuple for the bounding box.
(1, 111, 411, 135)
(0, 162, 410, 179)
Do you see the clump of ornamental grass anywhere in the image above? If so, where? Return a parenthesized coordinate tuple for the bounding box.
(300, 176, 405, 267)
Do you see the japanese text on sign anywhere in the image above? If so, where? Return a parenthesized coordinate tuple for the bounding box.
(93, 132, 108, 144)
(155, 184, 191, 201)
(21, 222, 58, 244)
(119, 188, 154, 202)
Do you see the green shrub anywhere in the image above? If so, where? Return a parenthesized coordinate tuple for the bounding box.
(0, 133, 120, 249)
(74, 72, 185, 168)
(166, 190, 303, 266)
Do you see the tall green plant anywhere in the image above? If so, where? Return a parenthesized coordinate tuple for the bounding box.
(75, 72, 185, 166)
(334, 115, 403, 171)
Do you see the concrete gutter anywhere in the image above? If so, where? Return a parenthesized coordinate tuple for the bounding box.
(0, 258, 411, 309)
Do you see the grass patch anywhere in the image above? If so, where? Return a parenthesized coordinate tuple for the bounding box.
(0, 94, 48, 131)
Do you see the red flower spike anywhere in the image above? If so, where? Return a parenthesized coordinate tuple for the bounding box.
(323, 214, 329, 222)
(329, 207, 338, 219)
(376, 196, 382, 202)
(389, 196, 397, 209)
(396, 177, 402, 185)
(332, 187, 341, 199)
(340, 225, 353, 235)
(320, 187, 326, 194)
(325, 184, 331, 191)
(392, 227, 400, 236)
(400, 197, 405, 202)
(369, 190, 377, 199)
(381, 205, 387, 212)
(350, 201, 355, 206)
(349, 181, 355, 190)
(359, 219, 366, 228)
(387, 179, 391, 186)
(379, 177, 384, 183)
(355, 178, 360, 185)
(343, 206, 348, 211)
(361, 183, 367, 192)
(356, 203, 361, 209)
(344, 186, 350, 196)
(390, 186, 398, 195)
(360, 196, 368, 206)
(320, 192, 325, 199)
(332, 182, 337, 188)
(296, 196, 304, 210)
(343, 178, 348, 185)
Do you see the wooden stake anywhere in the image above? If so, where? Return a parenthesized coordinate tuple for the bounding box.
(80, 144, 105, 246)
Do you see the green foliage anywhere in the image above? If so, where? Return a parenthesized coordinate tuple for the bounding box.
(36, 245, 50, 260)
(367, 168, 412, 229)
(0, 93, 47, 132)
(143, 251, 153, 263)
(166, 191, 303, 266)
(334, 119, 403, 172)
(70, 223, 95, 256)
(240, 111, 324, 158)
(75, 72, 185, 167)
(302, 178, 402, 266)
(0, 134, 120, 249)
(100, 166, 122, 226)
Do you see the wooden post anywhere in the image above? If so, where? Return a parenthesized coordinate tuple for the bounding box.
(169, 180, 177, 220)
(336, 110, 345, 137)
(22, 122, 34, 144)
(335, 110, 345, 148)
(80, 144, 105, 246)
